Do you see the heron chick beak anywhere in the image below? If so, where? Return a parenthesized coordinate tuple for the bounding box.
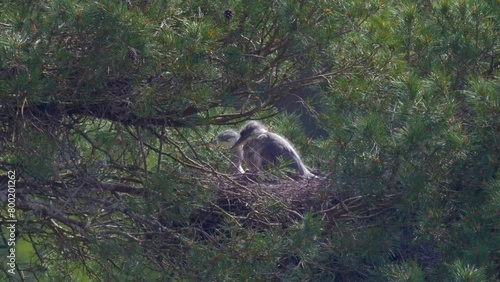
(231, 137, 246, 149)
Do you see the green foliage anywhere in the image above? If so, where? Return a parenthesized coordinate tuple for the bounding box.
(382, 261, 426, 282)
(448, 260, 489, 282)
(0, 0, 498, 281)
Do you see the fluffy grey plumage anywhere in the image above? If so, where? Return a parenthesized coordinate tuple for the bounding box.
(217, 129, 245, 174)
(232, 121, 315, 179)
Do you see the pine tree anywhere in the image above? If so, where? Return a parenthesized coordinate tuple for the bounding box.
(0, 0, 498, 280)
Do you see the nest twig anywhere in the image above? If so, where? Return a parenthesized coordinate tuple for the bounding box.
(195, 175, 402, 230)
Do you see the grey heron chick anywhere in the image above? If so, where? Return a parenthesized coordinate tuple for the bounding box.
(232, 121, 315, 179)
(217, 129, 245, 174)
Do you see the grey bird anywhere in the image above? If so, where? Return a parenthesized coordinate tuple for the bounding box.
(217, 129, 245, 174)
(232, 121, 315, 179)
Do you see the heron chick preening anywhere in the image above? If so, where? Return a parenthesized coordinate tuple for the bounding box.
(232, 121, 316, 179)
(217, 129, 245, 174)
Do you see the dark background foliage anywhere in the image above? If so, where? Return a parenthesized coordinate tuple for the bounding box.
(0, 0, 498, 281)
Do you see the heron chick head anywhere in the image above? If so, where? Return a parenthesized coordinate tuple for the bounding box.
(217, 129, 240, 147)
(232, 121, 268, 149)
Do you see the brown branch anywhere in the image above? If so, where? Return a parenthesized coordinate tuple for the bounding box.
(14, 198, 86, 232)
(98, 183, 149, 197)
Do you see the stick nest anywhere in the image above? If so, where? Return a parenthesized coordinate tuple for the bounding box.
(192, 175, 401, 230)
